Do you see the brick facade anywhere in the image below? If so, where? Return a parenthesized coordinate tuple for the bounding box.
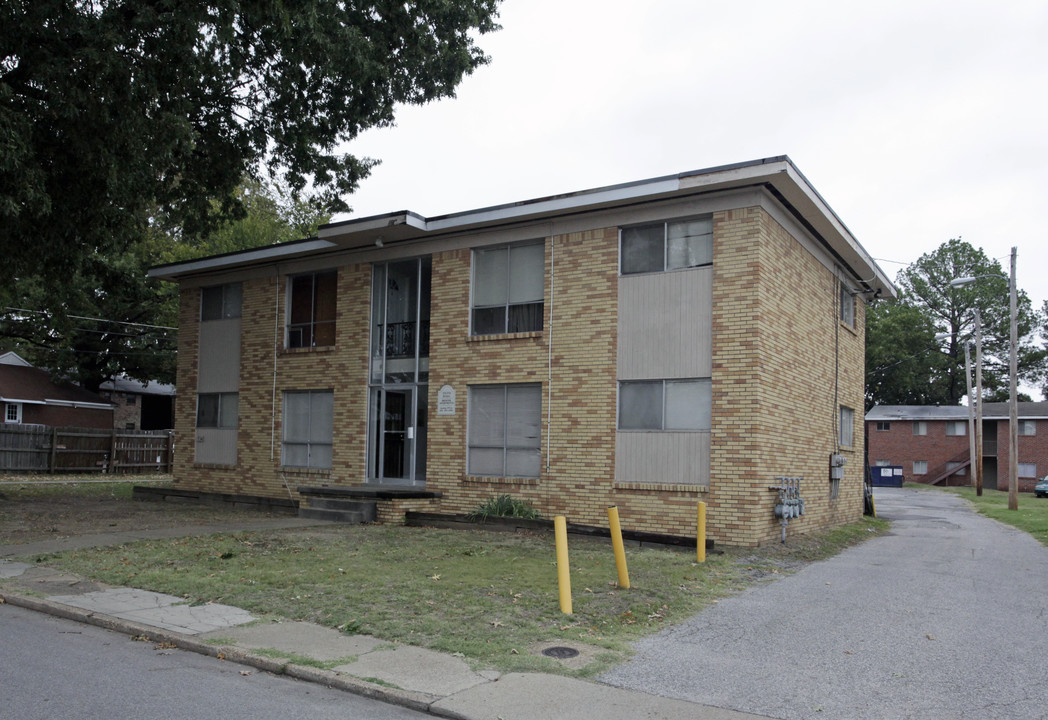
(868, 409, 1048, 492)
(160, 161, 891, 547)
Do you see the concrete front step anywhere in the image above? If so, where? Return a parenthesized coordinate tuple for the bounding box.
(306, 497, 378, 516)
(299, 507, 373, 524)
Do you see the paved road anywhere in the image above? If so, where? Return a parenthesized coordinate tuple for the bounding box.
(0, 603, 427, 720)
(600, 488, 1048, 720)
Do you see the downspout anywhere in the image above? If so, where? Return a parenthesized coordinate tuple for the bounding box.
(271, 270, 280, 461)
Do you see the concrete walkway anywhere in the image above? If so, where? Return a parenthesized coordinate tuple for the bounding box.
(0, 517, 763, 720)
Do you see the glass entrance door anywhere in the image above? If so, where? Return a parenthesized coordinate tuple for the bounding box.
(367, 257, 430, 486)
(371, 387, 413, 482)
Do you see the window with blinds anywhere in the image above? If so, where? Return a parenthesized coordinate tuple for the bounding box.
(467, 384, 542, 477)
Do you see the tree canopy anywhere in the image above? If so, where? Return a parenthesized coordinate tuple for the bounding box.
(1, 0, 500, 389)
(866, 239, 1046, 409)
(1, 178, 331, 391)
(1, 0, 499, 279)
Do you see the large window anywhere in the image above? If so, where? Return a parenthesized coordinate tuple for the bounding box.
(282, 390, 334, 469)
(1019, 463, 1037, 478)
(471, 243, 544, 335)
(288, 271, 337, 348)
(839, 406, 854, 447)
(618, 379, 711, 431)
(620, 217, 712, 275)
(200, 283, 242, 321)
(467, 384, 541, 477)
(196, 393, 238, 428)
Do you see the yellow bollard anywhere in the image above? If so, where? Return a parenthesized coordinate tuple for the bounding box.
(696, 501, 707, 563)
(554, 515, 572, 614)
(606, 506, 631, 589)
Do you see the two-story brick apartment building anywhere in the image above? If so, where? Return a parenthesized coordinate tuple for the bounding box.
(149, 157, 895, 547)
(866, 403, 1048, 491)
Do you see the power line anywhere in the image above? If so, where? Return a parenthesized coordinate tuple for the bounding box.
(2, 307, 177, 331)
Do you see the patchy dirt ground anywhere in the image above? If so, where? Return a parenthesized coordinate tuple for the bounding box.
(0, 476, 287, 546)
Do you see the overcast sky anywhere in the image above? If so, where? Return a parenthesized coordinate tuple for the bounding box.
(340, 0, 1047, 309)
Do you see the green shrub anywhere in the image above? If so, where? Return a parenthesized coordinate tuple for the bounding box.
(466, 494, 542, 521)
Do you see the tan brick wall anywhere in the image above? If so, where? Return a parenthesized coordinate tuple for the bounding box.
(706, 208, 866, 546)
(173, 266, 372, 498)
(172, 200, 868, 547)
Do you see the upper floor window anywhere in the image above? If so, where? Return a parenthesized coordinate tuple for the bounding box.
(876, 421, 890, 431)
(839, 281, 855, 327)
(618, 379, 712, 431)
(201, 283, 242, 321)
(620, 217, 712, 275)
(946, 421, 967, 436)
(1019, 420, 1036, 436)
(913, 421, 927, 436)
(288, 271, 337, 348)
(471, 243, 544, 335)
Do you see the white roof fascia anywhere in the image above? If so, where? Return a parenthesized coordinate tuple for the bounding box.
(148, 239, 338, 280)
(43, 399, 114, 410)
(0, 397, 46, 406)
(421, 177, 682, 233)
(149, 157, 896, 298)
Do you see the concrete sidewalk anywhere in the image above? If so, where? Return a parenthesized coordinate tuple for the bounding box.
(0, 521, 765, 720)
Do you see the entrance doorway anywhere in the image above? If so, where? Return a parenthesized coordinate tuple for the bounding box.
(367, 258, 430, 486)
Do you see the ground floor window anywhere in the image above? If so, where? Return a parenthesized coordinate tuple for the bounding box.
(196, 393, 238, 428)
(839, 406, 854, 447)
(282, 390, 334, 469)
(467, 383, 541, 477)
(618, 379, 711, 431)
(1018, 463, 1037, 478)
(913, 460, 928, 475)
(5, 403, 20, 423)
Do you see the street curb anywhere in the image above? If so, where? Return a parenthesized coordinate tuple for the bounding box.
(0, 589, 454, 716)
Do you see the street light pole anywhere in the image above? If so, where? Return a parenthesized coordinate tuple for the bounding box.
(1008, 246, 1018, 511)
(974, 307, 983, 496)
(949, 253, 1019, 508)
(964, 341, 976, 488)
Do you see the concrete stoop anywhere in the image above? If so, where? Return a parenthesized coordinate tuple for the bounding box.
(296, 485, 441, 525)
(298, 497, 377, 524)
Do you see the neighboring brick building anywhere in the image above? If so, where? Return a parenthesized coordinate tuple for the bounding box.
(149, 157, 895, 547)
(0, 352, 114, 428)
(99, 376, 176, 431)
(866, 404, 1048, 492)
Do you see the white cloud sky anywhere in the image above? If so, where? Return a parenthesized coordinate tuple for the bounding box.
(339, 0, 1048, 308)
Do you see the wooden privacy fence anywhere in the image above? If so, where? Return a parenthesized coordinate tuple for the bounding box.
(0, 425, 174, 474)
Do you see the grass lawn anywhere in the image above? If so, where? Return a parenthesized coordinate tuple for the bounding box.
(942, 485, 1048, 547)
(12, 512, 887, 677)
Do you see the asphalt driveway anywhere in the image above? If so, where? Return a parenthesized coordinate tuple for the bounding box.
(599, 488, 1048, 720)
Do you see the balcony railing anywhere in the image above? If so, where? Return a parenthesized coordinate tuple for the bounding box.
(381, 321, 430, 359)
